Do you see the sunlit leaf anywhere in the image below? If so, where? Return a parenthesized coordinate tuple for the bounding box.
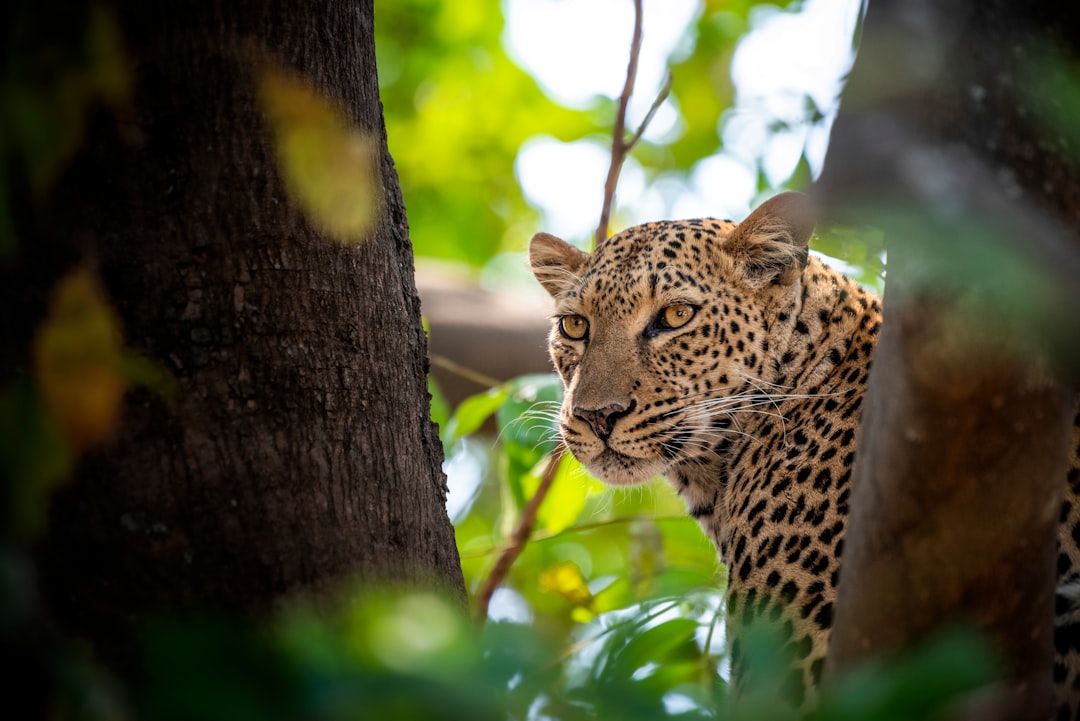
(33, 267, 127, 452)
(258, 67, 378, 244)
(524, 452, 601, 535)
(540, 560, 596, 613)
(606, 618, 700, 681)
(813, 222, 887, 294)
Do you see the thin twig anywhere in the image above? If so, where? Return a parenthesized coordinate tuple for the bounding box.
(595, 0, 644, 249)
(625, 71, 673, 149)
(429, 353, 504, 390)
(475, 449, 565, 622)
(459, 513, 693, 558)
(594, 0, 673, 249)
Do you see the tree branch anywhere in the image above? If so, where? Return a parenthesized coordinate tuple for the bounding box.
(595, 0, 671, 248)
(625, 71, 673, 150)
(429, 353, 504, 390)
(475, 449, 564, 622)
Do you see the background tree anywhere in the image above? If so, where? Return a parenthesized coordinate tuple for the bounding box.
(1, 0, 464, 678)
(817, 0, 1080, 717)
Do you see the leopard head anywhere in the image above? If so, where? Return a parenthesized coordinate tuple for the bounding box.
(528, 192, 815, 486)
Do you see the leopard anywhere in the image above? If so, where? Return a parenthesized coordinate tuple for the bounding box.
(528, 191, 1080, 718)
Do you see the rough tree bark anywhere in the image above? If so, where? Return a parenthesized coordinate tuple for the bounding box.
(3, 0, 465, 665)
(817, 1, 1080, 718)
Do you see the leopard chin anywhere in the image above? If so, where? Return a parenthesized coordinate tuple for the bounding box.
(573, 445, 670, 487)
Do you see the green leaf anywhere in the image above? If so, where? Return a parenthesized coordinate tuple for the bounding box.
(812, 222, 887, 294)
(442, 386, 508, 452)
(528, 452, 600, 535)
(816, 626, 998, 721)
(785, 152, 813, 190)
(495, 373, 563, 456)
(494, 373, 564, 513)
(0, 379, 74, 539)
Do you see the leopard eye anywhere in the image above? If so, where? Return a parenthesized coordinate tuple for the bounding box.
(559, 314, 589, 340)
(658, 304, 696, 330)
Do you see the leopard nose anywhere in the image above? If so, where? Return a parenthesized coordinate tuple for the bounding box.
(573, 402, 632, 440)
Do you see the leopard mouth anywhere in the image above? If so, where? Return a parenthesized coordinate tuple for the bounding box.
(559, 408, 687, 485)
(580, 446, 669, 486)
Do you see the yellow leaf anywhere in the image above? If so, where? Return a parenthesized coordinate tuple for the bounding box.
(257, 67, 379, 244)
(539, 560, 596, 614)
(33, 268, 127, 452)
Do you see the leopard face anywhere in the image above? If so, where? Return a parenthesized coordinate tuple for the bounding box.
(530, 193, 818, 491)
(536, 227, 790, 486)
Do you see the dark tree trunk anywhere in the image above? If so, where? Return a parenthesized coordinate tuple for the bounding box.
(4, 0, 465, 666)
(817, 0, 1080, 718)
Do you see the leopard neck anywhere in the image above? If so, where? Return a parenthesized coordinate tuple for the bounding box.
(759, 257, 882, 397)
(666, 257, 882, 560)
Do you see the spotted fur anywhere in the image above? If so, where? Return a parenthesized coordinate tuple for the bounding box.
(529, 192, 1080, 716)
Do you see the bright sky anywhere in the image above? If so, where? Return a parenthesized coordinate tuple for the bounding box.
(503, 0, 864, 242)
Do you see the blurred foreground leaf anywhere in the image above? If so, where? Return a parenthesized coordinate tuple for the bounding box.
(33, 267, 127, 453)
(0, 380, 72, 539)
(140, 617, 300, 721)
(815, 626, 998, 721)
(4, 5, 131, 196)
(258, 67, 379, 244)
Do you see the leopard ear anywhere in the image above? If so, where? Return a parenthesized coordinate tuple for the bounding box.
(529, 232, 589, 298)
(725, 191, 816, 287)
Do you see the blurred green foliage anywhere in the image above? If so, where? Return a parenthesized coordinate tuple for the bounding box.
(0, 4, 131, 256)
(374, 0, 886, 280)
(375, 0, 597, 266)
(123, 592, 994, 721)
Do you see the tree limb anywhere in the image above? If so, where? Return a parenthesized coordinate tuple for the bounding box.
(474, 450, 564, 622)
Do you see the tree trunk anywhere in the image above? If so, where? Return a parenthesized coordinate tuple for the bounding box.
(817, 0, 1080, 717)
(4, 0, 464, 665)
